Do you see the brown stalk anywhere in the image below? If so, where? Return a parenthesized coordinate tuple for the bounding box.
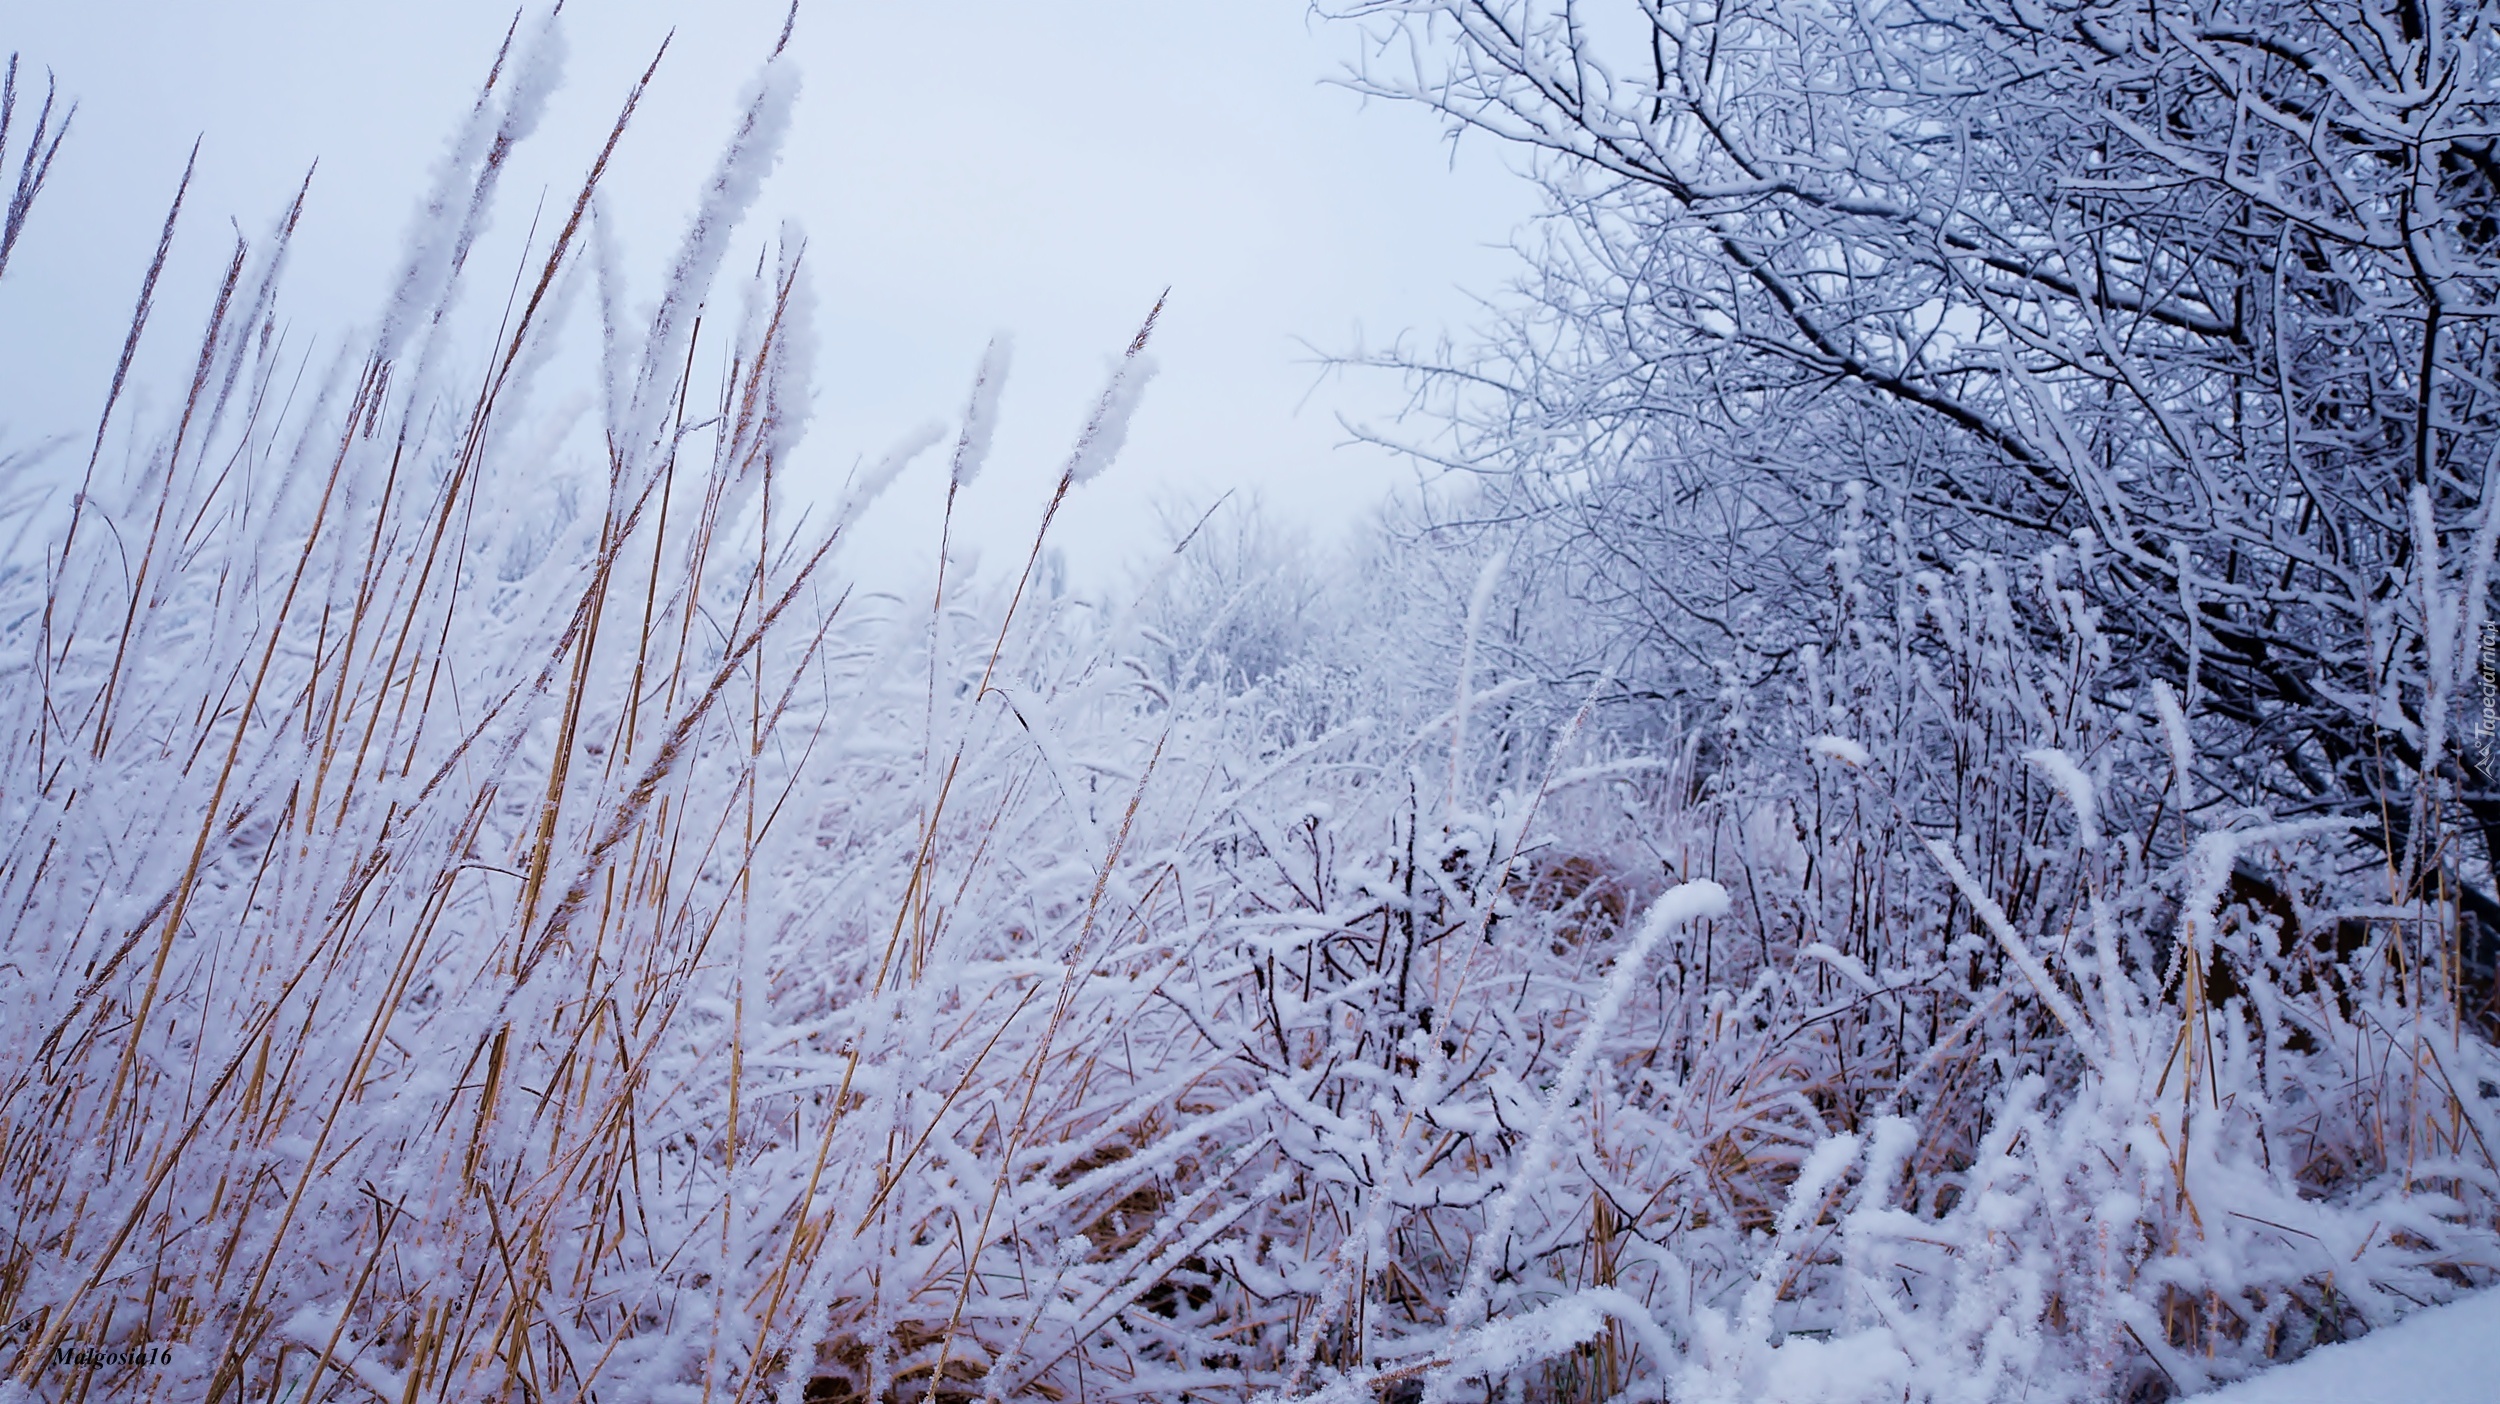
(87, 229, 249, 763)
(100, 360, 382, 1133)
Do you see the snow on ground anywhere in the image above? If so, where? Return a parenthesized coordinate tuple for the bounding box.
(2203, 1290, 2500, 1404)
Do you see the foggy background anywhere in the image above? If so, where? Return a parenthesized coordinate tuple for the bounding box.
(0, 0, 1534, 590)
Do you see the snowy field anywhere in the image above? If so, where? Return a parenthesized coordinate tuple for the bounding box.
(2205, 1286, 2500, 1404)
(2, 3, 2495, 1403)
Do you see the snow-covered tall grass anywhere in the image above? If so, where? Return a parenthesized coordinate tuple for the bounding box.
(3, 13, 2496, 1404)
(0, 20, 1272, 1404)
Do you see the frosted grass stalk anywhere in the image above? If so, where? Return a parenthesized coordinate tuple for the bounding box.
(1438, 880, 1729, 1345)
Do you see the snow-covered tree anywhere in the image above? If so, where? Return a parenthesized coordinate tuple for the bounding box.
(1331, 0, 2500, 957)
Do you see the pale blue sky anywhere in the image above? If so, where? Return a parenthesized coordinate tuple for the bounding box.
(0, 0, 1534, 590)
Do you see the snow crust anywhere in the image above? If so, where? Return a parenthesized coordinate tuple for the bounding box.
(2203, 1288, 2500, 1404)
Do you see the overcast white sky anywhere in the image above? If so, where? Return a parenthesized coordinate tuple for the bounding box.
(0, 0, 1534, 591)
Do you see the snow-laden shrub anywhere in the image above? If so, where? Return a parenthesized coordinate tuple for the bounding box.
(1198, 483, 2500, 1403)
(1639, 491, 2500, 1402)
